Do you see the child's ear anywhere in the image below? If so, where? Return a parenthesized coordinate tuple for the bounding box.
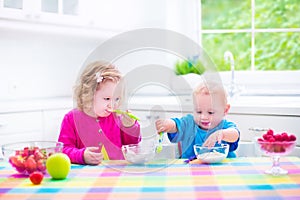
(224, 104, 230, 115)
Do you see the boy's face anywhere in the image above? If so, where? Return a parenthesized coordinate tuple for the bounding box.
(193, 93, 229, 130)
(93, 80, 122, 117)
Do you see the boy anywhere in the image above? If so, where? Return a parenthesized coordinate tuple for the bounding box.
(155, 80, 239, 158)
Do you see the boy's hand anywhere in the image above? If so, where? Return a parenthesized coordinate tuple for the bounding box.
(84, 147, 103, 165)
(155, 119, 176, 133)
(203, 130, 223, 148)
(120, 110, 136, 127)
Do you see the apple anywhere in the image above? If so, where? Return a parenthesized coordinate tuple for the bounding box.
(46, 153, 71, 180)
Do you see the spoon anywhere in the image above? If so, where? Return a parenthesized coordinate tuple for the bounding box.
(112, 109, 140, 121)
(156, 132, 163, 153)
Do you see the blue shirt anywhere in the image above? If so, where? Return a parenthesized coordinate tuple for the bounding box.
(168, 114, 240, 158)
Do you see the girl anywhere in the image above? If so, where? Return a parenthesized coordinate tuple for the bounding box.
(58, 61, 141, 165)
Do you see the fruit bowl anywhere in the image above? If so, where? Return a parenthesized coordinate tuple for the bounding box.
(256, 140, 296, 155)
(193, 144, 229, 163)
(122, 143, 156, 164)
(255, 129, 297, 175)
(1, 141, 63, 175)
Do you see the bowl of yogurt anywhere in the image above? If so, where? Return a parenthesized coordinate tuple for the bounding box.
(193, 144, 229, 163)
(122, 143, 156, 164)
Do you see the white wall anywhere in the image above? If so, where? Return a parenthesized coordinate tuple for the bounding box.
(0, 27, 102, 100)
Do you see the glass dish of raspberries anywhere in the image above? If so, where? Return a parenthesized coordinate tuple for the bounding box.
(256, 129, 297, 176)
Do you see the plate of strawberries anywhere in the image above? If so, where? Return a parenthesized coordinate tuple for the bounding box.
(256, 129, 297, 175)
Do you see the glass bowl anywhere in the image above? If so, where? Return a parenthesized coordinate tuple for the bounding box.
(1, 141, 63, 175)
(255, 139, 296, 175)
(122, 143, 156, 164)
(193, 144, 229, 163)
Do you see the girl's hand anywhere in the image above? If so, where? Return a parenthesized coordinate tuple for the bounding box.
(203, 130, 223, 148)
(120, 110, 136, 127)
(155, 119, 176, 133)
(83, 147, 103, 165)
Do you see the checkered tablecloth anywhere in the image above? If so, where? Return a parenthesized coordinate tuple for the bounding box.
(1, 157, 300, 200)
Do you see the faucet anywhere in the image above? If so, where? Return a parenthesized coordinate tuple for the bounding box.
(224, 51, 235, 85)
(224, 51, 243, 98)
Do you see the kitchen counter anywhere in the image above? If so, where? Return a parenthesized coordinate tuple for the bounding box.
(128, 95, 300, 116)
(0, 157, 300, 199)
(0, 97, 73, 114)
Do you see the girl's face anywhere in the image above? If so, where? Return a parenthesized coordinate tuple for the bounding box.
(93, 80, 122, 117)
(193, 93, 229, 130)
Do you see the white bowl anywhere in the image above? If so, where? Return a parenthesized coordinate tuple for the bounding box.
(122, 143, 156, 164)
(193, 144, 229, 163)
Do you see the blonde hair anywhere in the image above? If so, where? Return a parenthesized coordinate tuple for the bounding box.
(193, 80, 228, 106)
(74, 60, 122, 113)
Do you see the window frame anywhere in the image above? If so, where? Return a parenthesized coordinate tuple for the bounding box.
(199, 0, 300, 95)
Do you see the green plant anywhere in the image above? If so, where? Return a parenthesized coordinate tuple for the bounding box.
(174, 59, 205, 75)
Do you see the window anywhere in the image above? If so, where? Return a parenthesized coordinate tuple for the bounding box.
(200, 0, 300, 71)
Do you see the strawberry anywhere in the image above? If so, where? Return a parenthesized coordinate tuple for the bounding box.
(21, 148, 29, 158)
(9, 155, 26, 173)
(25, 156, 37, 174)
(36, 160, 46, 172)
(34, 151, 44, 161)
(28, 147, 35, 156)
(289, 134, 297, 141)
(29, 171, 44, 185)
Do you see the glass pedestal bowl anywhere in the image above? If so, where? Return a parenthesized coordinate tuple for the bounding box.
(255, 139, 296, 175)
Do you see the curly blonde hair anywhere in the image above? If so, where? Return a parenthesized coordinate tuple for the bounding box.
(74, 60, 122, 113)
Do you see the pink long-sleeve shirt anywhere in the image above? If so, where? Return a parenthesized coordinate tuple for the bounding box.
(58, 109, 141, 164)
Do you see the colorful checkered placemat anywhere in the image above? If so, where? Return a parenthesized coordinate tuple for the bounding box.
(0, 157, 300, 200)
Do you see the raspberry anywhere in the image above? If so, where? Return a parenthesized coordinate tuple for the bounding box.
(263, 134, 270, 141)
(257, 138, 264, 142)
(289, 134, 297, 141)
(266, 129, 274, 136)
(268, 137, 275, 142)
(281, 132, 289, 141)
(274, 134, 282, 142)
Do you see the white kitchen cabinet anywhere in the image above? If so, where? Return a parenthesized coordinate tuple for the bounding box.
(0, 0, 84, 26)
(227, 114, 300, 144)
(0, 108, 71, 146)
(0, 111, 43, 146)
(42, 108, 70, 142)
(0, 97, 72, 147)
(0, 0, 159, 30)
(227, 113, 300, 157)
(0, 0, 195, 38)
